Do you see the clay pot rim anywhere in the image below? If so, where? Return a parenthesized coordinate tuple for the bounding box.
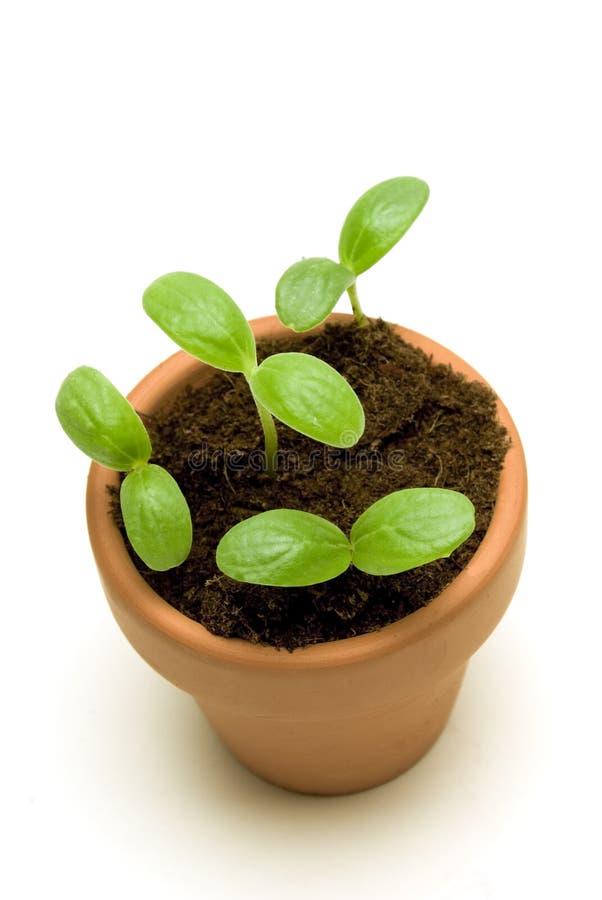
(86, 314, 527, 672)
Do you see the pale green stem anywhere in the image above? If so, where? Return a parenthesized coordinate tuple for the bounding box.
(347, 282, 368, 327)
(250, 389, 278, 476)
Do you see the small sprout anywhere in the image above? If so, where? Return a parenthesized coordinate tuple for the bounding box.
(216, 510, 352, 588)
(143, 272, 365, 472)
(56, 367, 192, 571)
(276, 176, 430, 331)
(216, 489, 475, 587)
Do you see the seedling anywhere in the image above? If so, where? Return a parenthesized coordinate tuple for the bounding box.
(142, 272, 365, 475)
(276, 176, 429, 331)
(216, 488, 475, 587)
(56, 178, 477, 593)
(55, 366, 192, 571)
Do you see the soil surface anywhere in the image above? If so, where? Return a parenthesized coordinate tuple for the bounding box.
(114, 320, 509, 651)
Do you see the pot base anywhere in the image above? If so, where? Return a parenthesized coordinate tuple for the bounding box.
(196, 664, 467, 795)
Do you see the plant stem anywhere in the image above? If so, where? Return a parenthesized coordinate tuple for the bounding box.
(347, 282, 368, 327)
(252, 393, 278, 476)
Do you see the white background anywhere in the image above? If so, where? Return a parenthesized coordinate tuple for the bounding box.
(2, 1, 600, 897)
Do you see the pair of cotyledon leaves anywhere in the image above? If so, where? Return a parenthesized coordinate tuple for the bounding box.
(216, 490, 475, 587)
(141, 272, 365, 450)
(276, 176, 430, 332)
(55, 366, 192, 571)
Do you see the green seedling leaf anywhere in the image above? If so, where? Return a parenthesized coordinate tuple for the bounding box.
(338, 177, 430, 276)
(55, 366, 152, 470)
(350, 488, 475, 576)
(143, 271, 257, 375)
(250, 352, 365, 448)
(276, 257, 355, 332)
(216, 509, 352, 587)
(120, 464, 192, 571)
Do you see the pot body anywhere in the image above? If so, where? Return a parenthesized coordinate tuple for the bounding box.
(87, 316, 527, 795)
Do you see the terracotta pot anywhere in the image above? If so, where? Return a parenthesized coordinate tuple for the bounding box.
(86, 315, 527, 795)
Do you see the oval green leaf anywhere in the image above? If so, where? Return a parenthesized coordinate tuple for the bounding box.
(55, 366, 152, 471)
(120, 464, 192, 571)
(216, 509, 352, 587)
(338, 177, 430, 276)
(250, 353, 365, 448)
(143, 272, 257, 375)
(275, 257, 355, 332)
(350, 488, 475, 576)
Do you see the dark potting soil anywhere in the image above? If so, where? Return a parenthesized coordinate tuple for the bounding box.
(115, 320, 509, 651)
